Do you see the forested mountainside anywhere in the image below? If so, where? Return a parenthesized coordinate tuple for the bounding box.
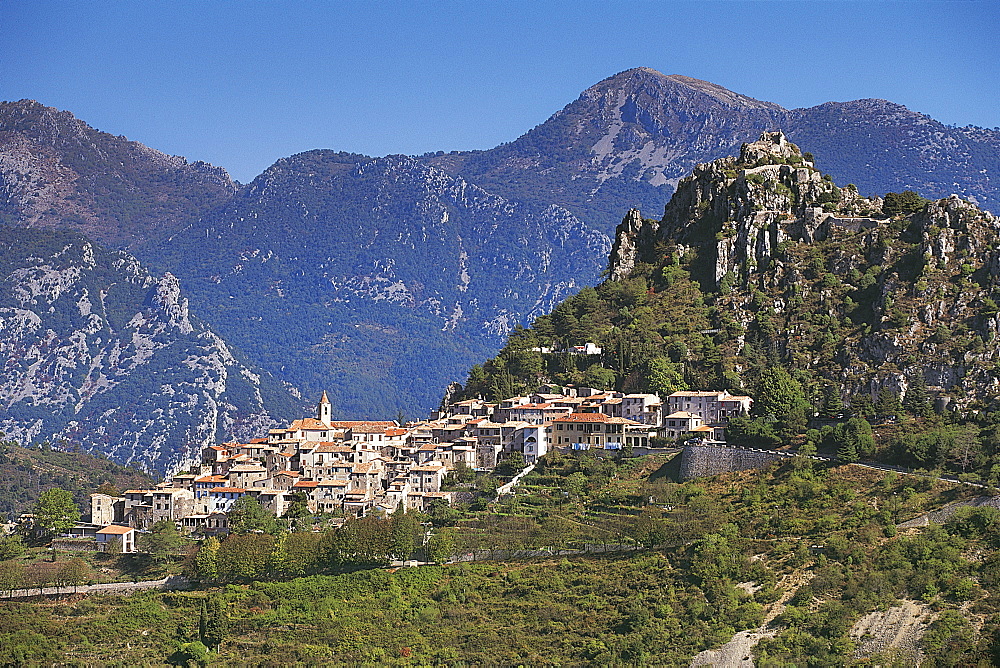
(0, 227, 299, 473)
(149, 151, 609, 419)
(0, 100, 236, 249)
(425, 68, 1000, 234)
(460, 132, 1000, 477)
(0, 439, 155, 520)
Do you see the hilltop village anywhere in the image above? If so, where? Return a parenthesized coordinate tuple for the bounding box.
(83, 385, 751, 546)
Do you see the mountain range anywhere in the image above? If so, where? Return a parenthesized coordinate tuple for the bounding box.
(2, 67, 1000, 471)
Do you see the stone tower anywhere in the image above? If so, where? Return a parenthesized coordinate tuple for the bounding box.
(317, 390, 332, 425)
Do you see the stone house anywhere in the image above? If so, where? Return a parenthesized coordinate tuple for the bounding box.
(622, 394, 663, 426)
(315, 480, 349, 513)
(409, 463, 448, 493)
(661, 411, 704, 440)
(90, 493, 124, 525)
(665, 391, 752, 424)
(551, 413, 636, 448)
(151, 488, 195, 524)
(507, 402, 572, 425)
(227, 463, 269, 489)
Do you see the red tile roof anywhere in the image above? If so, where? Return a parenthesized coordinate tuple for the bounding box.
(96, 525, 134, 535)
(553, 412, 638, 424)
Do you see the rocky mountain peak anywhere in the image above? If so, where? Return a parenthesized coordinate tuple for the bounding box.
(582, 69, 785, 113)
(600, 132, 1000, 411)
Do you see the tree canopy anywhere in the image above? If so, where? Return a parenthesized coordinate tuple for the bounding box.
(33, 487, 80, 537)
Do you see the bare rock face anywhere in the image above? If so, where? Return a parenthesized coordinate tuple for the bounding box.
(0, 227, 298, 474)
(144, 273, 194, 334)
(610, 131, 867, 288)
(607, 208, 658, 281)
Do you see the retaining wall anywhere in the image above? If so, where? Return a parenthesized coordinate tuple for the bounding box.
(679, 445, 791, 480)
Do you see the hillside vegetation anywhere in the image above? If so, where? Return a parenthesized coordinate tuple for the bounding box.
(458, 132, 1000, 482)
(0, 439, 155, 520)
(2, 455, 999, 665)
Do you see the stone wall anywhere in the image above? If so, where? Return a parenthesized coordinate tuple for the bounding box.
(679, 445, 791, 480)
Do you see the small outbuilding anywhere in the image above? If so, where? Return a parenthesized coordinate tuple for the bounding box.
(95, 524, 136, 553)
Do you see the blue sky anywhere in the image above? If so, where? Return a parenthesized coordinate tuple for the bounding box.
(2, 1, 997, 183)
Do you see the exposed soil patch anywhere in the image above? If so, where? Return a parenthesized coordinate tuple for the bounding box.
(849, 600, 933, 663)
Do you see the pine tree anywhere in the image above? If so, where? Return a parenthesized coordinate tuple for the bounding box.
(838, 438, 859, 463)
(903, 374, 933, 418)
(875, 387, 901, 420)
(820, 383, 844, 418)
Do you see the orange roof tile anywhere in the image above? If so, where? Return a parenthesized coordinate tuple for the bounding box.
(96, 525, 134, 535)
(553, 412, 638, 424)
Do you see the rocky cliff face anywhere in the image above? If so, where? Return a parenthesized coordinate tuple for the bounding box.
(608, 132, 1000, 408)
(148, 151, 609, 418)
(0, 227, 299, 473)
(0, 100, 236, 249)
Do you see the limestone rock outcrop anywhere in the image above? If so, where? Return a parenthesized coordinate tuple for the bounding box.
(607, 131, 1000, 410)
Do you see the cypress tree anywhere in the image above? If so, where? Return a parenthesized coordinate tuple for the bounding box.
(198, 599, 208, 646)
(201, 594, 227, 651)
